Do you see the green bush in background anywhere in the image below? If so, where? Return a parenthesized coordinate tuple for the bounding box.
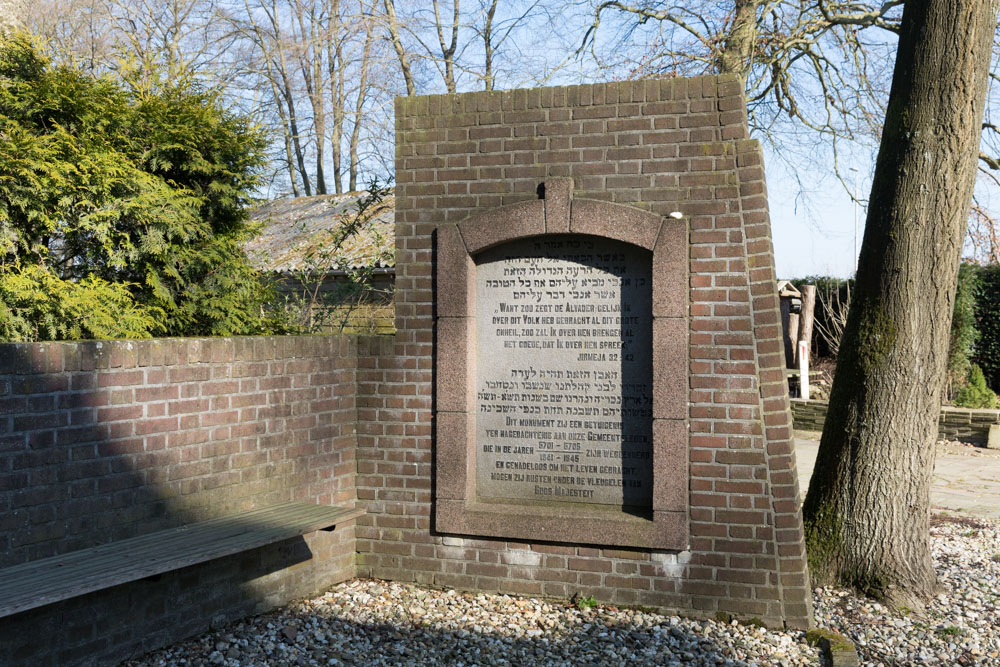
(0, 32, 273, 341)
(0, 265, 160, 340)
(954, 364, 999, 409)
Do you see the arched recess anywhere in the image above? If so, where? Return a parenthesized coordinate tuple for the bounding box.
(433, 178, 689, 549)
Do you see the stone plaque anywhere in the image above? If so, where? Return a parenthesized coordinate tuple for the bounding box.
(475, 235, 653, 507)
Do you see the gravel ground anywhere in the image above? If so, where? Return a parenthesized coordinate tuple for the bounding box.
(936, 439, 1000, 458)
(123, 582, 819, 666)
(123, 515, 1000, 667)
(815, 515, 1000, 666)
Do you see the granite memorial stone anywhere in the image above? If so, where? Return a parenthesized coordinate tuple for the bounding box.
(474, 236, 653, 507)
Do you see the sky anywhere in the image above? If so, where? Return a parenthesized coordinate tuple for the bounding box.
(766, 154, 869, 280)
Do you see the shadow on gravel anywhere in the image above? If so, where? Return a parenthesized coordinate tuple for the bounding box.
(123, 606, 792, 666)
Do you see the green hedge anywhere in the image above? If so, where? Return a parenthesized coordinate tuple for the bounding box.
(974, 264, 1000, 392)
(948, 263, 980, 399)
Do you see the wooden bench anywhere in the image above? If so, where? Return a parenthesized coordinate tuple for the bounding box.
(0, 502, 364, 618)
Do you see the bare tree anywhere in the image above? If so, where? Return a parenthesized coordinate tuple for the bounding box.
(233, 0, 315, 195)
(289, 0, 329, 193)
(966, 203, 1000, 264)
(228, 0, 392, 196)
(583, 0, 1000, 253)
(815, 281, 851, 359)
(378, 0, 549, 95)
(25, 0, 115, 70)
(579, 0, 905, 191)
(480, 0, 498, 89)
(25, 0, 563, 196)
(472, 0, 546, 91)
(431, 0, 461, 93)
(348, 0, 377, 190)
(109, 0, 243, 83)
(381, 0, 416, 95)
(379, 0, 462, 93)
(26, 0, 246, 86)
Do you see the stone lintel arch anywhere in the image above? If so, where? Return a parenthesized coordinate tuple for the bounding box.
(434, 178, 689, 550)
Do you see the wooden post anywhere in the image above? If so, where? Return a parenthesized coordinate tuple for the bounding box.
(778, 281, 803, 369)
(780, 297, 794, 368)
(799, 284, 817, 363)
(788, 311, 800, 366)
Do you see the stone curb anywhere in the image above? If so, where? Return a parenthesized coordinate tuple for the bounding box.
(805, 628, 860, 666)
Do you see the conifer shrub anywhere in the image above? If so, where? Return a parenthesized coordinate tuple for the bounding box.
(954, 365, 999, 409)
(0, 32, 272, 340)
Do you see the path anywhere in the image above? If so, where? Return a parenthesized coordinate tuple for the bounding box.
(794, 435, 1000, 519)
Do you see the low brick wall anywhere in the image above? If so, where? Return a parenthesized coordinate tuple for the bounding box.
(938, 406, 1000, 443)
(789, 399, 827, 433)
(0, 336, 363, 666)
(790, 398, 1000, 445)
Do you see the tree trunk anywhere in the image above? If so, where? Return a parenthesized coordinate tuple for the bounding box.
(349, 1, 375, 192)
(718, 0, 757, 80)
(328, 0, 344, 195)
(329, 52, 345, 195)
(256, 0, 313, 196)
(282, 77, 312, 196)
(802, 0, 998, 607)
(433, 0, 459, 93)
(271, 80, 301, 197)
(383, 0, 416, 96)
(292, 2, 326, 195)
(482, 0, 497, 91)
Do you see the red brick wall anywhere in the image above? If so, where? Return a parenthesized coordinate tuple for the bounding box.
(358, 75, 812, 627)
(0, 336, 360, 665)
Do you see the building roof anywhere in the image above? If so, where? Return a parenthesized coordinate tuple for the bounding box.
(244, 192, 395, 273)
(777, 280, 802, 298)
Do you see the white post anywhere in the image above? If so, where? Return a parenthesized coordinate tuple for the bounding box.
(798, 340, 810, 400)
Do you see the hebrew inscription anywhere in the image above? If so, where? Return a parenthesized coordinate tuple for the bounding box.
(475, 236, 653, 507)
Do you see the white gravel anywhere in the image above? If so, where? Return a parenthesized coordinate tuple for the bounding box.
(122, 580, 818, 666)
(122, 515, 1000, 667)
(815, 514, 1000, 666)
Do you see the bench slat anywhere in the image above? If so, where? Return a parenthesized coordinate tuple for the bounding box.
(0, 503, 364, 618)
(0, 503, 324, 588)
(0, 507, 319, 598)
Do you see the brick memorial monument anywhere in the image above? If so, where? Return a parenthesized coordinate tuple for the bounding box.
(374, 74, 815, 627)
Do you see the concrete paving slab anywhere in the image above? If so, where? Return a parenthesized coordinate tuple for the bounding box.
(795, 434, 1000, 520)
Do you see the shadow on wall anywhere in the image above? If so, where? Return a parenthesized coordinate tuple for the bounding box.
(0, 337, 361, 666)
